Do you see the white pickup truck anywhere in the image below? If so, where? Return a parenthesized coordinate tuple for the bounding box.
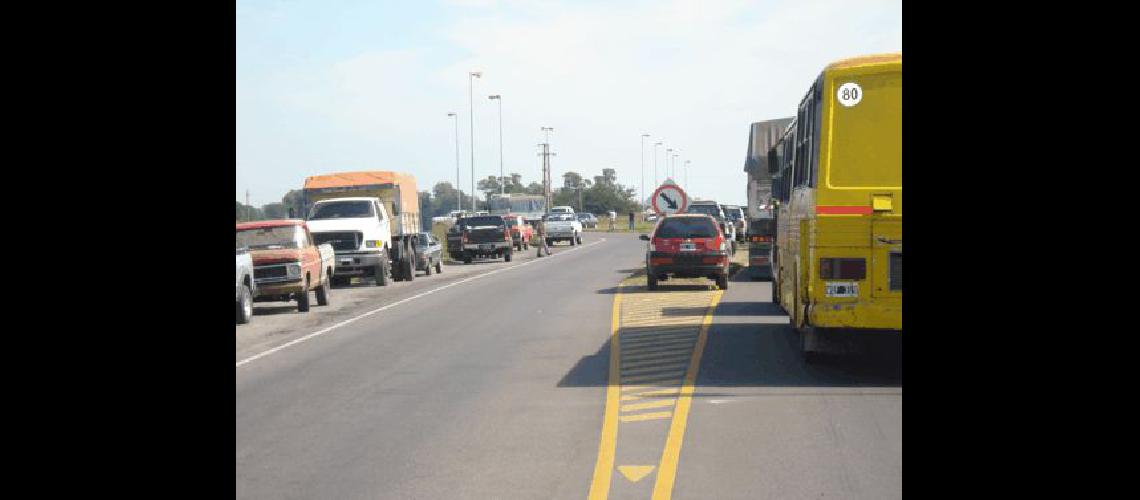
(544, 213, 583, 246)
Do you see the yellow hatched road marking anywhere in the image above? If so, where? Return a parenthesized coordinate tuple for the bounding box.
(651, 290, 724, 500)
(620, 332, 698, 344)
(622, 337, 697, 348)
(620, 411, 673, 423)
(621, 384, 679, 392)
(621, 398, 677, 412)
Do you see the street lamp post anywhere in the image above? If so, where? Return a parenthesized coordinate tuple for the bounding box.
(672, 153, 679, 179)
(448, 112, 460, 211)
(666, 148, 673, 179)
(469, 71, 482, 213)
(684, 160, 691, 188)
(654, 142, 662, 187)
(488, 95, 503, 196)
(640, 133, 650, 209)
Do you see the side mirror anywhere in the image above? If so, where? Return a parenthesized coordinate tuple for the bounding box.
(639, 234, 650, 241)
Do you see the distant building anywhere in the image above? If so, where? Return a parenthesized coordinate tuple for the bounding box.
(743, 117, 794, 218)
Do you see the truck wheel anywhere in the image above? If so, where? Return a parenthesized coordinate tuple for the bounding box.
(464, 252, 472, 264)
(504, 249, 512, 262)
(236, 284, 252, 324)
(403, 256, 415, 282)
(716, 273, 728, 290)
(297, 280, 311, 312)
(435, 261, 443, 274)
(376, 259, 389, 286)
(316, 275, 331, 306)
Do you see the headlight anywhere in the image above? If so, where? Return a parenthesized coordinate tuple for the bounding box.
(365, 240, 381, 248)
(286, 263, 302, 277)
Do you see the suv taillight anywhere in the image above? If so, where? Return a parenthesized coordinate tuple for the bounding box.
(819, 258, 866, 280)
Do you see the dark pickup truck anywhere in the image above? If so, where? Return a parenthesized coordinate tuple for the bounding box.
(449, 215, 514, 264)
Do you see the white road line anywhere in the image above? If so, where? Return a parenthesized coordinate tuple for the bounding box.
(236, 238, 608, 368)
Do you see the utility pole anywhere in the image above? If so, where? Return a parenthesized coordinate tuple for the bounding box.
(539, 127, 555, 213)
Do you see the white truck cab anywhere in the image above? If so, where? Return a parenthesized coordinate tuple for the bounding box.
(550, 206, 575, 215)
(305, 197, 394, 286)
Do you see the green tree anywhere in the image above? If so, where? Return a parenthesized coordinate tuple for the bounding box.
(261, 202, 286, 219)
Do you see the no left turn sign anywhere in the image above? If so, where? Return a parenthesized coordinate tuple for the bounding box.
(651, 183, 688, 215)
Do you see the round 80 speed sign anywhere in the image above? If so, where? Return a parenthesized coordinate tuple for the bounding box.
(651, 184, 688, 215)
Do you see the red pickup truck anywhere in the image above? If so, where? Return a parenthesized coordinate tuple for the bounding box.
(236, 220, 336, 312)
(503, 214, 533, 251)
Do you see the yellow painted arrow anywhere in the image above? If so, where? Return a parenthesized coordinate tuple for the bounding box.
(617, 465, 655, 483)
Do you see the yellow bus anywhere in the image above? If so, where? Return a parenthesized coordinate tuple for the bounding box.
(770, 53, 901, 361)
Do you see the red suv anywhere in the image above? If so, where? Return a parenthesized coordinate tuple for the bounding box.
(640, 214, 730, 290)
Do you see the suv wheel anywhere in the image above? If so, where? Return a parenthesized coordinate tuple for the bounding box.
(715, 273, 728, 290)
(647, 272, 659, 291)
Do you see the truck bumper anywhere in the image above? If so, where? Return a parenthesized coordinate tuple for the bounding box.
(331, 250, 385, 276)
(463, 242, 512, 253)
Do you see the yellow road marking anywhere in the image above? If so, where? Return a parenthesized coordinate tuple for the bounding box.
(621, 383, 680, 392)
(651, 290, 723, 500)
(621, 355, 693, 370)
(621, 338, 697, 351)
(621, 362, 691, 377)
(621, 399, 677, 412)
(621, 371, 687, 384)
(622, 349, 695, 362)
(587, 285, 623, 500)
(620, 333, 697, 345)
(624, 387, 681, 399)
(620, 411, 674, 423)
(617, 465, 656, 483)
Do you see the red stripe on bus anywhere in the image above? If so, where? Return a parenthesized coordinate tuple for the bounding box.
(815, 205, 873, 215)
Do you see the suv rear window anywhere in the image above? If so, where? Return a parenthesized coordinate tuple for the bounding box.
(655, 217, 718, 238)
(461, 216, 505, 227)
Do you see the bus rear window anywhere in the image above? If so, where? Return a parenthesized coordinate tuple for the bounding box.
(826, 71, 901, 188)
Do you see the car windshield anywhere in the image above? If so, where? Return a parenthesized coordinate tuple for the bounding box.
(236, 225, 306, 250)
(655, 218, 718, 238)
(687, 205, 722, 218)
(309, 201, 374, 219)
(462, 216, 504, 227)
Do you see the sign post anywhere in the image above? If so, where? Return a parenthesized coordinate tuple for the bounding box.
(650, 179, 688, 216)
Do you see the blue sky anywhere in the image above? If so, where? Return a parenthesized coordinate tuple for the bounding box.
(237, 0, 901, 207)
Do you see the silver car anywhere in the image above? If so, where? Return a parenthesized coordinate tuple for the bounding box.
(415, 232, 444, 276)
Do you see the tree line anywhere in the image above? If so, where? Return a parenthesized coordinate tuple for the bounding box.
(236, 168, 641, 223)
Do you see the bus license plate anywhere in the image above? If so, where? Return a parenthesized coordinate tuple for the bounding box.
(825, 282, 858, 298)
(680, 243, 696, 251)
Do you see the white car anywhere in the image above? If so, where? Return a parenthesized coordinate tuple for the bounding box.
(544, 213, 583, 246)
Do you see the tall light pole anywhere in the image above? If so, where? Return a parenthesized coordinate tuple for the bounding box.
(684, 160, 691, 188)
(448, 112, 460, 211)
(640, 133, 650, 209)
(666, 148, 673, 179)
(469, 71, 481, 213)
(654, 142, 662, 187)
(488, 94, 504, 196)
(672, 153, 679, 178)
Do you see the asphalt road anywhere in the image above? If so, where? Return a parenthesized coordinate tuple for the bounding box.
(236, 232, 901, 499)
